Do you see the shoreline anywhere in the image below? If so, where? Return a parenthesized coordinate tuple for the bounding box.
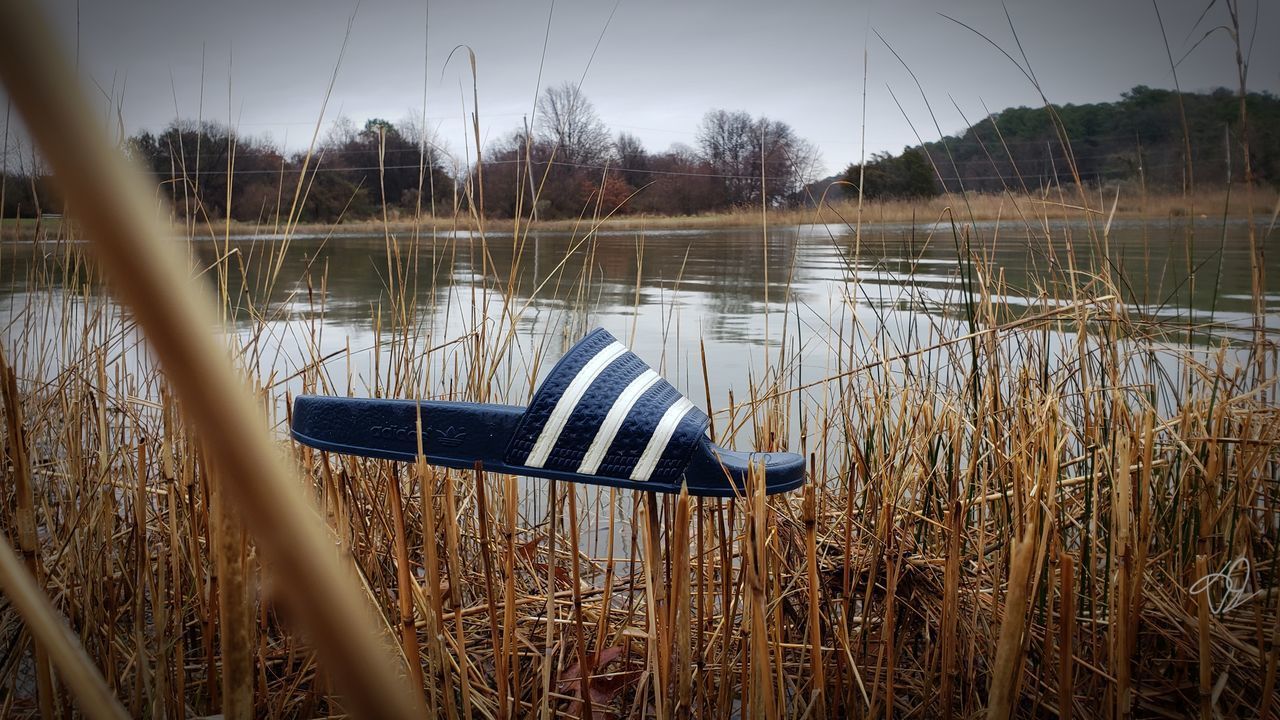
(226, 187, 1280, 236)
(3, 188, 1275, 240)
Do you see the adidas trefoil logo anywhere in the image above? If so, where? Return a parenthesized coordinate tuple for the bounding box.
(433, 426, 467, 447)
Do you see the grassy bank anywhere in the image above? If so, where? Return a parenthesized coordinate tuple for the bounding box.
(238, 186, 1280, 235)
(4, 187, 1276, 241)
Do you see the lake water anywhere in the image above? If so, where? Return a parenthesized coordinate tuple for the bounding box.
(1, 216, 1276, 419)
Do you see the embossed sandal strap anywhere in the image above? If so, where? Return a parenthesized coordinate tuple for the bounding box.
(504, 328, 711, 483)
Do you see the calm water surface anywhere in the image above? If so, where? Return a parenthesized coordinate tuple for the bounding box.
(1, 217, 1276, 410)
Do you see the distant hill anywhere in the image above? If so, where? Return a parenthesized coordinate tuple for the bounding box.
(838, 85, 1280, 199)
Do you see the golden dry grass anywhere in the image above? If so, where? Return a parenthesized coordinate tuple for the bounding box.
(1, 181, 1277, 717)
(1, 3, 1279, 717)
(253, 185, 1280, 235)
(8, 187, 1271, 241)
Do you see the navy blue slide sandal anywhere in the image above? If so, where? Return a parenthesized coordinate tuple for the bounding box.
(290, 328, 805, 497)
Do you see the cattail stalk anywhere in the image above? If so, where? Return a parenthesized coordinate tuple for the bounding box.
(674, 486, 694, 714)
(1197, 554, 1213, 720)
(747, 461, 775, 719)
(567, 485, 596, 720)
(386, 460, 427, 712)
(1059, 554, 1075, 720)
(804, 480, 826, 716)
(210, 454, 252, 720)
(988, 528, 1037, 720)
(0, 352, 56, 719)
(474, 463, 508, 719)
(442, 462, 473, 720)
(941, 500, 962, 719)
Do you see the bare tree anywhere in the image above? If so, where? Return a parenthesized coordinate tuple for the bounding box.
(535, 82, 612, 166)
(397, 109, 453, 170)
(697, 109, 755, 186)
(755, 118, 821, 199)
(323, 115, 358, 149)
(697, 109, 819, 205)
(615, 131, 648, 187)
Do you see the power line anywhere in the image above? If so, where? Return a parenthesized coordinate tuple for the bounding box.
(139, 152, 1224, 185)
(145, 156, 811, 183)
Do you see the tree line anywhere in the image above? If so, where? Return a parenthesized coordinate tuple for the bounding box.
(478, 85, 819, 219)
(11, 84, 1269, 222)
(1, 81, 821, 223)
(838, 85, 1280, 200)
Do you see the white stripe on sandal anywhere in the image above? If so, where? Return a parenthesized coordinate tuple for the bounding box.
(630, 397, 696, 482)
(524, 342, 626, 468)
(576, 369, 661, 475)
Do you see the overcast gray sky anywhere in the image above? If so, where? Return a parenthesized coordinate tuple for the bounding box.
(9, 0, 1278, 175)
